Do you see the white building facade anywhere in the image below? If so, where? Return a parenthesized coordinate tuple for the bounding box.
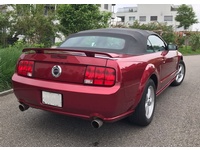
(116, 4, 193, 31)
(99, 4, 112, 12)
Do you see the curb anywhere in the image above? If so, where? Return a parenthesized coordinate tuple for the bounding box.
(0, 89, 13, 97)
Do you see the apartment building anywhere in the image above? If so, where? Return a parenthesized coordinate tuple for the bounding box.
(99, 4, 112, 12)
(116, 4, 193, 31)
(0, 4, 112, 14)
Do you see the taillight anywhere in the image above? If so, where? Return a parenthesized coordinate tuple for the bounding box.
(84, 66, 116, 86)
(17, 60, 34, 77)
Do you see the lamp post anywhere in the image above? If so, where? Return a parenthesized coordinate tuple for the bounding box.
(111, 4, 116, 27)
(112, 4, 116, 12)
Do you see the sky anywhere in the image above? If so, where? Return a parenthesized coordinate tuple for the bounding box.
(114, 4, 200, 31)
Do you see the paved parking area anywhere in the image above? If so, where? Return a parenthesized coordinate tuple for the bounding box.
(0, 55, 200, 146)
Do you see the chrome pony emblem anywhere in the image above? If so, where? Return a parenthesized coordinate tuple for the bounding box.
(52, 65, 62, 78)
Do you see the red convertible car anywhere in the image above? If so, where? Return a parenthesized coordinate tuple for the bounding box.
(12, 28, 185, 128)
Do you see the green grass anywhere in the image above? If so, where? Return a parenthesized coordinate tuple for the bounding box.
(178, 46, 200, 56)
(0, 46, 22, 92)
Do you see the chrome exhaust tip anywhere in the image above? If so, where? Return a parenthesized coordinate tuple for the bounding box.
(91, 119, 103, 129)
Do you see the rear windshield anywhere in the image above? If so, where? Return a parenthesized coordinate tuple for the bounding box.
(60, 36, 126, 50)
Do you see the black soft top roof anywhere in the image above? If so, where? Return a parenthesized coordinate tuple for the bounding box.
(78, 28, 156, 38)
(62, 28, 161, 54)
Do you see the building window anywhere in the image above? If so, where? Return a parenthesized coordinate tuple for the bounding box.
(150, 16, 157, 21)
(139, 16, 146, 22)
(104, 4, 108, 10)
(171, 6, 178, 11)
(118, 16, 125, 22)
(129, 8, 133, 12)
(129, 16, 135, 21)
(164, 16, 173, 21)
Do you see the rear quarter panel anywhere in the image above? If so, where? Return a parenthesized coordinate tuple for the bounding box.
(115, 53, 163, 109)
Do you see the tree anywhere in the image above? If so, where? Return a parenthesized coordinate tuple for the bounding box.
(0, 5, 14, 47)
(189, 32, 200, 51)
(57, 4, 112, 36)
(9, 4, 60, 47)
(129, 21, 176, 44)
(175, 4, 198, 30)
(0, 11, 8, 47)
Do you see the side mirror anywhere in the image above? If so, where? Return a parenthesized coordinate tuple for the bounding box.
(167, 44, 178, 50)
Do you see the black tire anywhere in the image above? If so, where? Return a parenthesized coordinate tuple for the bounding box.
(171, 60, 186, 86)
(129, 79, 156, 126)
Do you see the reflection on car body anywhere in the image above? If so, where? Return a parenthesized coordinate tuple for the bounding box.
(12, 28, 185, 128)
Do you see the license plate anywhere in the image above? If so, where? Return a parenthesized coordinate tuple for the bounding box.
(42, 91, 62, 107)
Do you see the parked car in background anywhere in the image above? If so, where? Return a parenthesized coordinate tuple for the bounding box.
(12, 28, 185, 128)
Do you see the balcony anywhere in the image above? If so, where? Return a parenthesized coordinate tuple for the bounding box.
(170, 5, 179, 11)
(117, 7, 137, 13)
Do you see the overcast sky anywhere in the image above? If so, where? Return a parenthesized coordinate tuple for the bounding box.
(114, 4, 200, 31)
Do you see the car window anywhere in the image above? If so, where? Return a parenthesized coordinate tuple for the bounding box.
(60, 36, 125, 50)
(148, 35, 166, 51)
(147, 39, 154, 53)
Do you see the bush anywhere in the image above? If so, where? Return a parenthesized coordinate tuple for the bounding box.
(162, 31, 176, 44)
(0, 41, 45, 92)
(13, 40, 45, 48)
(189, 32, 200, 51)
(129, 21, 176, 44)
(175, 34, 185, 48)
(0, 46, 22, 92)
(55, 42, 63, 46)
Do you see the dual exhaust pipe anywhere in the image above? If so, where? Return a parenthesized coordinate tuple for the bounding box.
(91, 118, 103, 129)
(18, 103, 103, 128)
(19, 103, 29, 111)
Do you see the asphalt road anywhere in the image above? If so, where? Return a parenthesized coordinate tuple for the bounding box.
(1, 55, 200, 147)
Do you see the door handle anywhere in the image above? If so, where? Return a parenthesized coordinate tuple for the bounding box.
(162, 58, 166, 63)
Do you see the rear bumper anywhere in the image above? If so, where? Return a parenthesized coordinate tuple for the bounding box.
(12, 73, 134, 122)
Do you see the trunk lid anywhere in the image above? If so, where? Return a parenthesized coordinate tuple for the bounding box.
(19, 48, 118, 85)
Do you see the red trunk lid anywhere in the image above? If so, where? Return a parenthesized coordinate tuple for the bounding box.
(18, 48, 118, 85)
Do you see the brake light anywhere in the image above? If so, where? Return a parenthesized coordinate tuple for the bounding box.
(84, 66, 116, 86)
(17, 60, 34, 77)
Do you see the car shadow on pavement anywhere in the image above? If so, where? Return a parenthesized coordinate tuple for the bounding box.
(20, 109, 148, 146)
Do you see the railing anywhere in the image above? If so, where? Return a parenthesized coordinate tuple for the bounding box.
(117, 7, 137, 13)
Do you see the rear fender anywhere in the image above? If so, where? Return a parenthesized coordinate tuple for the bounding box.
(133, 64, 158, 109)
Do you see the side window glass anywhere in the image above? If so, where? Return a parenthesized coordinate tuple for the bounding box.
(148, 35, 166, 51)
(147, 39, 154, 53)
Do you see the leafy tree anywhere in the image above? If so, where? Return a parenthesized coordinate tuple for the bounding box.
(9, 4, 59, 47)
(175, 4, 198, 30)
(0, 12, 8, 47)
(129, 21, 176, 44)
(0, 5, 14, 47)
(189, 32, 200, 51)
(174, 34, 185, 48)
(129, 20, 154, 30)
(57, 4, 112, 36)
